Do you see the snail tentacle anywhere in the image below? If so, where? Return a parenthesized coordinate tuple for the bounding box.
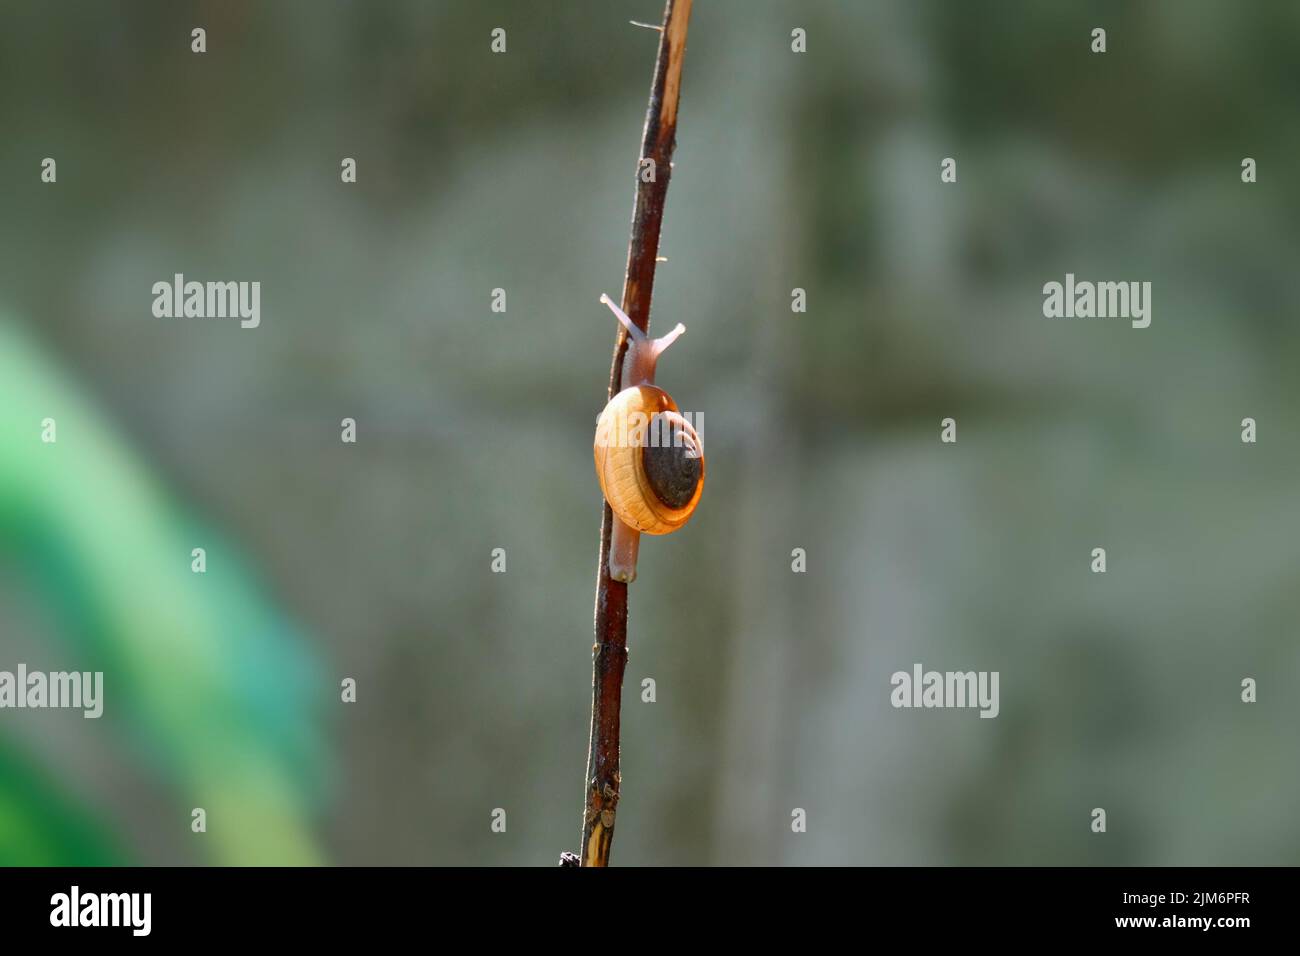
(651, 322, 686, 359)
(599, 293, 646, 341)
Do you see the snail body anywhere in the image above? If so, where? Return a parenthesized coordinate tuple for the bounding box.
(593, 294, 704, 582)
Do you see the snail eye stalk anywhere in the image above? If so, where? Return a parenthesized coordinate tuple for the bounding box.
(598, 293, 685, 388)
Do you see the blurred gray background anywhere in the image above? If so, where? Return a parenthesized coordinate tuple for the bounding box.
(1, 0, 1298, 865)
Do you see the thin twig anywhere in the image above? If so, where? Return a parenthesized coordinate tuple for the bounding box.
(577, 0, 693, 868)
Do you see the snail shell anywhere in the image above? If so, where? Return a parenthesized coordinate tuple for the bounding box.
(594, 384, 705, 535)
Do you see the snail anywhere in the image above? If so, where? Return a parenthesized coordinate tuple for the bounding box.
(593, 294, 705, 583)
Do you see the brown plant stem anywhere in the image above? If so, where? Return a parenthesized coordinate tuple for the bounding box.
(578, 0, 693, 868)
